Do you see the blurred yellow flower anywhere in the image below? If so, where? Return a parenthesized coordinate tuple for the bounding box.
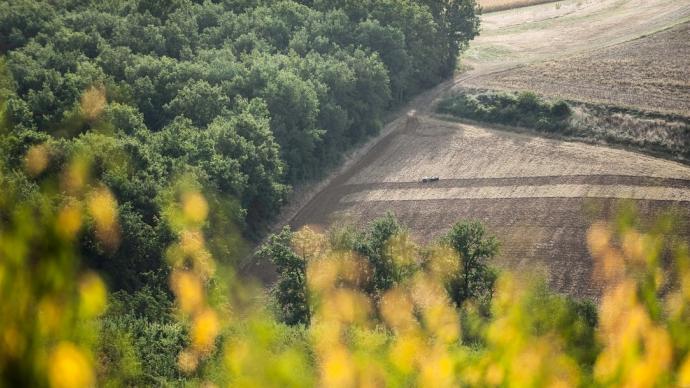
(587, 222, 611, 258)
(24, 144, 49, 177)
(679, 355, 690, 386)
(323, 289, 370, 324)
(380, 288, 416, 333)
(192, 308, 220, 353)
(321, 347, 354, 388)
(388, 232, 417, 267)
(225, 339, 250, 375)
(80, 85, 106, 122)
(87, 187, 120, 249)
(180, 230, 205, 255)
(621, 230, 645, 263)
(2, 326, 23, 358)
(423, 304, 459, 344)
(183, 192, 208, 224)
(419, 351, 454, 388)
(178, 349, 199, 374)
(292, 226, 326, 260)
(38, 298, 62, 336)
(48, 342, 94, 388)
(170, 270, 204, 314)
(485, 362, 503, 385)
(389, 334, 422, 373)
(79, 272, 107, 318)
(88, 188, 117, 228)
(61, 157, 90, 194)
(308, 258, 339, 293)
(56, 202, 83, 239)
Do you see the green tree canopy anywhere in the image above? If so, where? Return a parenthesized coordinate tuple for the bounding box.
(443, 220, 500, 308)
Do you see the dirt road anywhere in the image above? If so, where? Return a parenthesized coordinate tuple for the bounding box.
(276, 0, 690, 299)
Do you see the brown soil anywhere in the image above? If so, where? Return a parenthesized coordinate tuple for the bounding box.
(289, 117, 690, 299)
(461, 0, 690, 78)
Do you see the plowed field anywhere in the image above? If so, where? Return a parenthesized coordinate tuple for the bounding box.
(289, 117, 690, 298)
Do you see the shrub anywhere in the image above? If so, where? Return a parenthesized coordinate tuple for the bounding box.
(551, 100, 572, 119)
(517, 91, 540, 113)
(437, 90, 572, 132)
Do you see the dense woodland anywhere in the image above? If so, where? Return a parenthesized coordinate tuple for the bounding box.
(0, 0, 481, 383)
(0, 0, 480, 291)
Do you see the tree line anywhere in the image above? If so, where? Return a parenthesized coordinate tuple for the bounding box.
(258, 214, 503, 326)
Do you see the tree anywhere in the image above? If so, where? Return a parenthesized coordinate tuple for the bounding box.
(257, 226, 310, 325)
(422, 0, 480, 75)
(443, 220, 499, 307)
(354, 213, 403, 296)
(163, 80, 229, 127)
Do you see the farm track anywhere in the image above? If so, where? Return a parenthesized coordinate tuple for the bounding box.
(265, 0, 690, 298)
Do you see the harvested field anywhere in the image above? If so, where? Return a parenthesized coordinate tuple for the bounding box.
(467, 22, 690, 115)
(290, 117, 690, 299)
(461, 0, 690, 77)
(479, 0, 560, 13)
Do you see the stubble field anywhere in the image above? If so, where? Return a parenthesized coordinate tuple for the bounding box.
(290, 117, 690, 298)
(467, 22, 690, 115)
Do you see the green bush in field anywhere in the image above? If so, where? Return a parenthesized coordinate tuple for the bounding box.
(551, 100, 572, 119)
(437, 90, 572, 131)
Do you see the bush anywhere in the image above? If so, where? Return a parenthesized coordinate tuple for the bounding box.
(551, 100, 572, 119)
(100, 314, 188, 383)
(437, 90, 572, 132)
(516, 91, 540, 113)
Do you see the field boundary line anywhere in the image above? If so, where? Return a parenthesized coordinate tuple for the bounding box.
(341, 175, 690, 191)
(342, 184, 690, 203)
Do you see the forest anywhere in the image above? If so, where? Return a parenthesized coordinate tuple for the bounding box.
(0, 0, 482, 385)
(0, 0, 479, 291)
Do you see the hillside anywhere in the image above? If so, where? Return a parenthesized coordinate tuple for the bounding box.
(285, 0, 690, 299)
